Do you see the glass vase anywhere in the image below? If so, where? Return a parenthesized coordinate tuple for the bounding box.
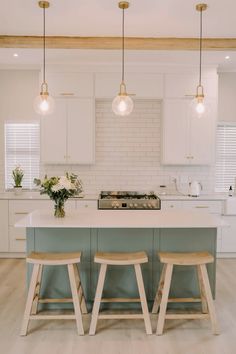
(54, 201, 65, 218)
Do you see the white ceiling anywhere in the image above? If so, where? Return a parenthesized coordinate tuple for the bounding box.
(1, 0, 236, 69)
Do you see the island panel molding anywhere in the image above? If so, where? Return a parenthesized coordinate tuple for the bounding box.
(1, 36, 236, 50)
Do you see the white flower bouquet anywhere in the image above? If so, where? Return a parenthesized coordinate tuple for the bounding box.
(34, 173, 83, 217)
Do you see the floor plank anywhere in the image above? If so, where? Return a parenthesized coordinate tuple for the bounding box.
(0, 258, 236, 354)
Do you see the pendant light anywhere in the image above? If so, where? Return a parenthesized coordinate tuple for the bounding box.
(112, 1, 134, 116)
(193, 3, 207, 116)
(34, 1, 54, 115)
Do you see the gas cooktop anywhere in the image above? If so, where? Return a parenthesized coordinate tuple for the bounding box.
(98, 191, 161, 210)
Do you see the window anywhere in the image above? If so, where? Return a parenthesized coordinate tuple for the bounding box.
(215, 123, 236, 192)
(5, 122, 40, 189)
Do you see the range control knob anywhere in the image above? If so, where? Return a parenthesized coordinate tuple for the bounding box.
(143, 203, 147, 209)
(130, 203, 134, 208)
(148, 203, 152, 208)
(134, 203, 138, 208)
(112, 202, 120, 209)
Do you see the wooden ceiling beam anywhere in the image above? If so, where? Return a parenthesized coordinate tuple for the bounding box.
(0, 35, 236, 50)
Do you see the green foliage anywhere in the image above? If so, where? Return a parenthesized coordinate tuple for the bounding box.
(12, 166, 24, 187)
(33, 173, 83, 205)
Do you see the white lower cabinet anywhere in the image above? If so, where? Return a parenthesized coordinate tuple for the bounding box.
(221, 216, 236, 253)
(76, 200, 97, 209)
(0, 200, 9, 252)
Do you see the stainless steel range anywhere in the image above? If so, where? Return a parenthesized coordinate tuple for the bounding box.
(98, 191, 161, 210)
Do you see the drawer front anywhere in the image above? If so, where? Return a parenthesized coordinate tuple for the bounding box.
(9, 226, 26, 253)
(161, 201, 183, 210)
(181, 201, 222, 214)
(9, 200, 76, 226)
(76, 200, 97, 209)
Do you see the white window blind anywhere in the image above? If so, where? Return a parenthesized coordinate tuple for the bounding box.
(215, 123, 236, 192)
(5, 122, 40, 189)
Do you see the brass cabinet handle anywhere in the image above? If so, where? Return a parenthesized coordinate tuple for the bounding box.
(15, 212, 28, 215)
(60, 93, 75, 96)
(15, 237, 26, 241)
(195, 206, 209, 208)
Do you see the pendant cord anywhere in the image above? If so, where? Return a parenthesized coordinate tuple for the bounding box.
(122, 7, 125, 83)
(199, 8, 202, 87)
(43, 6, 46, 84)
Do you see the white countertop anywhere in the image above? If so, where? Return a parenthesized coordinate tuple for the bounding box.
(0, 192, 98, 201)
(15, 209, 223, 229)
(159, 193, 227, 201)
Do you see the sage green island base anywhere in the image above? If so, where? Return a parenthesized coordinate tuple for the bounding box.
(26, 225, 217, 311)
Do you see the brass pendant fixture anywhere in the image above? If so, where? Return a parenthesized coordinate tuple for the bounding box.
(112, 1, 134, 116)
(194, 3, 207, 116)
(34, 1, 54, 115)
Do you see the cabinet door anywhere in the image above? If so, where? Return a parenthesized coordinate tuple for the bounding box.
(162, 99, 190, 165)
(46, 72, 94, 98)
(41, 99, 67, 164)
(67, 99, 95, 164)
(189, 100, 215, 165)
(221, 216, 236, 252)
(0, 200, 9, 252)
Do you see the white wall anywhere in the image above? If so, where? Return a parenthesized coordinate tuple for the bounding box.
(0, 70, 39, 191)
(218, 72, 236, 122)
(0, 69, 215, 194)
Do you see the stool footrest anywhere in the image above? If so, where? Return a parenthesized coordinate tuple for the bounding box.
(98, 313, 144, 320)
(165, 313, 209, 320)
(29, 314, 76, 320)
(168, 297, 202, 303)
(101, 297, 141, 303)
(39, 298, 73, 304)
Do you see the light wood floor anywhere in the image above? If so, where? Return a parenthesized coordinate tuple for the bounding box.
(1, 258, 236, 354)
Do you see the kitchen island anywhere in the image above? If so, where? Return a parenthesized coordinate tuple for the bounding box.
(16, 209, 222, 310)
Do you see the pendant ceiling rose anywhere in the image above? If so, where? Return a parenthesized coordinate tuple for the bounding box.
(118, 1, 129, 10)
(196, 3, 207, 12)
(38, 1, 50, 9)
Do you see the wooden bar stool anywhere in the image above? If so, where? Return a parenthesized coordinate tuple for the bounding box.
(20, 252, 87, 336)
(89, 251, 152, 335)
(152, 252, 219, 335)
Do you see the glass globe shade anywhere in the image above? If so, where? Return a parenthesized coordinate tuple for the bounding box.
(190, 97, 210, 119)
(34, 93, 54, 115)
(112, 94, 134, 116)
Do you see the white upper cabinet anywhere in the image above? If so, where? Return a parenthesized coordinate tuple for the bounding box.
(41, 98, 95, 164)
(46, 72, 94, 97)
(95, 72, 163, 98)
(164, 73, 218, 99)
(162, 98, 215, 165)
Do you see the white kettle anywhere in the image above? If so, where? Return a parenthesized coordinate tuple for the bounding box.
(189, 181, 202, 197)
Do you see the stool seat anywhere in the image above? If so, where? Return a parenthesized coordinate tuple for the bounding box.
(94, 251, 148, 265)
(27, 252, 81, 265)
(159, 251, 214, 266)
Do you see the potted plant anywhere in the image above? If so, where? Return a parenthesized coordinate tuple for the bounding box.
(34, 173, 83, 217)
(12, 166, 24, 195)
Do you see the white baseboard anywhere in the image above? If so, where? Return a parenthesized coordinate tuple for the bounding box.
(217, 252, 236, 258)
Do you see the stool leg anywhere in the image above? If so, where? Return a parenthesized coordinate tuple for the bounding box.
(197, 265, 208, 314)
(134, 264, 152, 334)
(199, 264, 220, 335)
(73, 264, 88, 314)
(156, 263, 173, 336)
(31, 264, 43, 315)
(67, 264, 84, 336)
(152, 263, 167, 314)
(20, 264, 40, 336)
(89, 263, 107, 335)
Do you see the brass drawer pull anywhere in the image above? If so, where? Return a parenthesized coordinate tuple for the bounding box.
(60, 93, 75, 96)
(15, 237, 26, 241)
(195, 206, 209, 209)
(15, 212, 28, 215)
